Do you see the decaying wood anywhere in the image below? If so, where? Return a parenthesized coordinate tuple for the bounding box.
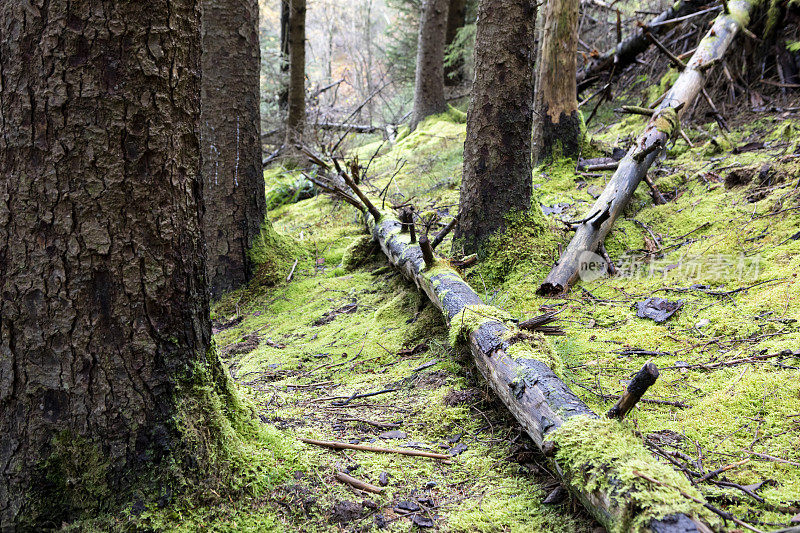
(577, 0, 706, 92)
(316, 122, 379, 133)
(607, 361, 660, 419)
(541, 0, 756, 295)
(360, 208, 711, 532)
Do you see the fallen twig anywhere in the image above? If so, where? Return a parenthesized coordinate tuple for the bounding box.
(299, 437, 453, 461)
(335, 472, 385, 494)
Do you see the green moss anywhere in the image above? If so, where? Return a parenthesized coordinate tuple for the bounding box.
(548, 417, 717, 532)
(506, 334, 566, 378)
(445, 104, 468, 123)
(340, 235, 376, 270)
(449, 304, 513, 346)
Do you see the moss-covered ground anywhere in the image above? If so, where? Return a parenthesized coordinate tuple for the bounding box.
(139, 99, 800, 531)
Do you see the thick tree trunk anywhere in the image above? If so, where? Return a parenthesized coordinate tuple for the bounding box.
(532, 0, 581, 163)
(444, 0, 467, 86)
(452, 0, 536, 256)
(201, 0, 267, 298)
(0, 0, 238, 527)
(285, 0, 307, 145)
(279, 0, 291, 110)
(539, 0, 756, 295)
(359, 211, 713, 533)
(410, 0, 449, 130)
(576, 0, 705, 93)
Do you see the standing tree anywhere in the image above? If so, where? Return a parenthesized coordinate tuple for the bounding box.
(285, 0, 307, 146)
(0, 0, 250, 527)
(410, 0, 449, 130)
(453, 0, 537, 255)
(201, 0, 267, 298)
(532, 0, 581, 163)
(444, 0, 467, 85)
(279, 0, 291, 110)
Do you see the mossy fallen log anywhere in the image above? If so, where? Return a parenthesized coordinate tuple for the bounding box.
(541, 0, 758, 296)
(364, 211, 716, 532)
(577, 0, 708, 92)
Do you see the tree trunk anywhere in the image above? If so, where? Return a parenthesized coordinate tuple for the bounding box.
(539, 0, 756, 295)
(410, 0, 449, 130)
(452, 0, 536, 256)
(201, 0, 267, 298)
(532, 0, 581, 163)
(285, 0, 307, 146)
(279, 0, 291, 110)
(0, 1, 239, 527)
(444, 0, 467, 86)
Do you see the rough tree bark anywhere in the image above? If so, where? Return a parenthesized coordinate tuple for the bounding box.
(410, 0, 449, 130)
(576, 0, 705, 93)
(444, 0, 468, 86)
(279, 0, 291, 110)
(452, 0, 536, 256)
(539, 0, 757, 295)
(201, 0, 267, 299)
(532, 0, 581, 163)
(0, 0, 240, 527)
(285, 0, 307, 146)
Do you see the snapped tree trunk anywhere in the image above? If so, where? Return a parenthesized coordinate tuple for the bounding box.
(452, 0, 536, 256)
(576, 0, 705, 93)
(410, 0, 449, 130)
(279, 0, 291, 110)
(0, 0, 242, 527)
(444, 0, 468, 86)
(539, 0, 757, 295)
(285, 0, 307, 146)
(201, 0, 267, 298)
(532, 0, 581, 163)
(358, 210, 715, 533)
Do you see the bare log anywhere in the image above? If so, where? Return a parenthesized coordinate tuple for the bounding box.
(315, 122, 379, 133)
(541, 0, 756, 295)
(577, 0, 707, 92)
(364, 210, 713, 532)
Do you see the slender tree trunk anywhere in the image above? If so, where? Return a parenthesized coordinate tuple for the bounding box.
(410, 0, 449, 130)
(201, 0, 267, 298)
(452, 0, 537, 256)
(0, 0, 239, 527)
(285, 0, 307, 146)
(279, 0, 291, 110)
(444, 0, 467, 86)
(532, 0, 580, 163)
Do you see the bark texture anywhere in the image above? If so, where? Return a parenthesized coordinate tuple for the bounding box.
(532, 0, 581, 163)
(285, 0, 307, 145)
(0, 0, 230, 527)
(452, 0, 536, 255)
(444, 0, 467, 86)
(201, 0, 267, 298)
(279, 0, 291, 110)
(539, 0, 756, 295)
(410, 0, 449, 130)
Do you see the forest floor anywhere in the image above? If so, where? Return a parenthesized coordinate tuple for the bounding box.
(194, 97, 800, 532)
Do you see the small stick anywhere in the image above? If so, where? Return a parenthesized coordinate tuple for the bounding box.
(337, 159, 382, 221)
(695, 459, 749, 483)
(419, 234, 435, 269)
(615, 10, 622, 45)
(598, 243, 617, 276)
(431, 214, 459, 249)
(299, 437, 453, 461)
(619, 105, 655, 116)
(335, 472, 385, 494)
(339, 417, 401, 429)
(286, 259, 299, 282)
(743, 450, 800, 467)
(585, 162, 619, 172)
(304, 174, 365, 211)
(644, 30, 687, 70)
(720, 0, 729, 13)
(679, 129, 695, 148)
(643, 175, 666, 205)
(607, 361, 660, 419)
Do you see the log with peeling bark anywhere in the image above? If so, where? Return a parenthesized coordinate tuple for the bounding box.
(541, 0, 756, 296)
(359, 209, 713, 532)
(576, 0, 708, 92)
(315, 122, 379, 133)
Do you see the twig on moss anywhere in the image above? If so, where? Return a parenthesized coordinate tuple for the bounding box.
(335, 472, 385, 494)
(607, 361, 660, 419)
(300, 437, 453, 461)
(431, 214, 459, 249)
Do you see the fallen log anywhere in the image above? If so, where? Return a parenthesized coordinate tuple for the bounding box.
(577, 0, 709, 92)
(315, 122, 379, 133)
(541, 0, 756, 296)
(360, 209, 716, 532)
